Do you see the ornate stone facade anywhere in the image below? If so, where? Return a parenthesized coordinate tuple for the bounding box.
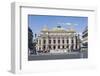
(35, 26, 81, 53)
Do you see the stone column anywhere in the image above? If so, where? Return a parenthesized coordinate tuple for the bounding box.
(46, 37, 48, 51)
(41, 38, 43, 50)
(73, 36, 76, 50)
(56, 37, 58, 50)
(60, 37, 62, 49)
(68, 37, 71, 52)
(77, 35, 80, 50)
(37, 38, 40, 51)
(64, 37, 66, 49)
(51, 37, 53, 50)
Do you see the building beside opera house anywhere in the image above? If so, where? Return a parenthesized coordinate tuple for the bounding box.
(81, 26, 88, 51)
(35, 26, 81, 53)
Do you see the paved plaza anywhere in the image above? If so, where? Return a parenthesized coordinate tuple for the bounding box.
(28, 51, 87, 61)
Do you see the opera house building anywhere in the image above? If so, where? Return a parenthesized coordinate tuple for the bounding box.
(35, 26, 81, 54)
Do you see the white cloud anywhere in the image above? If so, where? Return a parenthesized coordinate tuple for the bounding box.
(65, 23, 72, 25)
(57, 22, 78, 26)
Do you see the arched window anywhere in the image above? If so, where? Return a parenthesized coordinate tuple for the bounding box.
(62, 40, 64, 44)
(53, 40, 56, 44)
(58, 45, 60, 49)
(62, 45, 64, 49)
(67, 40, 69, 43)
(43, 39, 46, 44)
(53, 46, 56, 49)
(49, 40, 51, 44)
(58, 40, 60, 44)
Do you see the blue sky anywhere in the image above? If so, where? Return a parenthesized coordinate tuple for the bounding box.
(28, 15, 88, 35)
